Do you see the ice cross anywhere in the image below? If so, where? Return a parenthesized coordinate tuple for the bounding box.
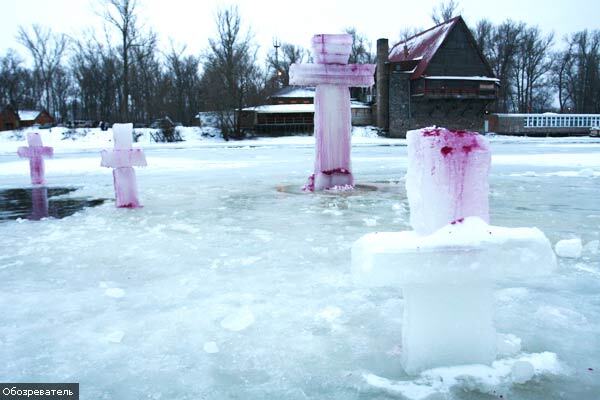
(289, 34, 375, 191)
(352, 127, 556, 374)
(101, 123, 147, 208)
(17, 132, 53, 185)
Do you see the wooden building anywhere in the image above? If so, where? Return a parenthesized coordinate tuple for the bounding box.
(239, 87, 373, 135)
(375, 16, 498, 138)
(18, 109, 54, 128)
(0, 106, 20, 131)
(0, 106, 55, 131)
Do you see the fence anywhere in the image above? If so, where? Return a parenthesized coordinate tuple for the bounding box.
(524, 114, 600, 128)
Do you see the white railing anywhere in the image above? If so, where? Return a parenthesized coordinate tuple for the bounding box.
(523, 114, 600, 129)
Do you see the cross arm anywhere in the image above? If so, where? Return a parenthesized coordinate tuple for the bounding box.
(101, 149, 147, 168)
(289, 64, 375, 87)
(17, 146, 53, 158)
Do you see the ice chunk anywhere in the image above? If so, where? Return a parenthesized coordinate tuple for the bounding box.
(100, 123, 147, 208)
(316, 306, 342, 322)
(104, 287, 125, 298)
(583, 240, 599, 255)
(497, 333, 522, 357)
(106, 330, 125, 343)
(405, 128, 491, 235)
(511, 361, 535, 384)
(220, 307, 255, 332)
(365, 352, 561, 399)
(17, 132, 53, 185)
(555, 238, 583, 258)
(203, 341, 219, 354)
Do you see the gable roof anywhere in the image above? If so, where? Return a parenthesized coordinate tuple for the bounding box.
(18, 110, 42, 121)
(388, 16, 493, 80)
(270, 86, 316, 99)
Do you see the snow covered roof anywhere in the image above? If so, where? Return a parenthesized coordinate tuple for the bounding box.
(388, 16, 494, 81)
(423, 76, 500, 83)
(389, 17, 459, 79)
(270, 86, 315, 99)
(18, 110, 41, 121)
(243, 102, 370, 114)
(245, 104, 314, 114)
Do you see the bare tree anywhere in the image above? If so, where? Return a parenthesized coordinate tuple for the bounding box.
(266, 43, 308, 87)
(17, 25, 69, 117)
(552, 43, 574, 112)
(102, 0, 142, 121)
(345, 27, 374, 64)
(72, 35, 120, 121)
(0, 50, 37, 110)
(563, 30, 600, 113)
(486, 20, 525, 112)
(431, 0, 460, 25)
(202, 6, 262, 140)
(473, 19, 493, 57)
(512, 27, 554, 112)
(398, 27, 423, 43)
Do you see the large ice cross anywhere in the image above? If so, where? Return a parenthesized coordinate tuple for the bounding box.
(101, 123, 147, 208)
(17, 132, 53, 185)
(352, 127, 556, 374)
(290, 34, 375, 191)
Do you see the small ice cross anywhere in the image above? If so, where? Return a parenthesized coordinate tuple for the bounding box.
(101, 123, 147, 208)
(289, 34, 375, 191)
(17, 132, 53, 185)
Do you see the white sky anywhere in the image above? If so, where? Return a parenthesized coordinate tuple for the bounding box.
(1, 0, 599, 64)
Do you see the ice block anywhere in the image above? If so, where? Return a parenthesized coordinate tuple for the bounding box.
(406, 127, 491, 235)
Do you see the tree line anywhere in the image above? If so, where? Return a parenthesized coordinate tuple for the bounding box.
(0, 0, 598, 140)
(432, 0, 600, 114)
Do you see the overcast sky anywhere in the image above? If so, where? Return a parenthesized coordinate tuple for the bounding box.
(1, 0, 598, 63)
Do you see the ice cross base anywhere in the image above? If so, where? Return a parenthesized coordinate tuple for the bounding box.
(289, 34, 375, 191)
(101, 123, 147, 208)
(29, 187, 49, 221)
(17, 132, 53, 185)
(352, 218, 556, 374)
(351, 128, 556, 374)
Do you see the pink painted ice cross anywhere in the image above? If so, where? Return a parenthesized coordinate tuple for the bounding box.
(101, 123, 147, 208)
(17, 132, 54, 185)
(290, 34, 375, 191)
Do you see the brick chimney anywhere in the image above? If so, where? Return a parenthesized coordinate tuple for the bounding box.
(376, 38, 389, 131)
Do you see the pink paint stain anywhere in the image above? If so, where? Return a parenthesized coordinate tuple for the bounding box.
(440, 146, 453, 156)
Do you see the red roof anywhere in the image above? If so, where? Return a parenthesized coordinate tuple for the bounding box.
(388, 16, 461, 79)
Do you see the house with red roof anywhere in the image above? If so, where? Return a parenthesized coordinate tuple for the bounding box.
(375, 16, 498, 137)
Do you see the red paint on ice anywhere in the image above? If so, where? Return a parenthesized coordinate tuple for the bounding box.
(440, 146, 453, 156)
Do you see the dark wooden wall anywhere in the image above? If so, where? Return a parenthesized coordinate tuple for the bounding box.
(425, 22, 491, 77)
(0, 109, 19, 131)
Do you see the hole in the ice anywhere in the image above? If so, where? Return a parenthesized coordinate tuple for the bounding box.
(276, 183, 404, 195)
(0, 187, 106, 221)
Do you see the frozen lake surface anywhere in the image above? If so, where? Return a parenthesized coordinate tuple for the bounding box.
(0, 137, 599, 399)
